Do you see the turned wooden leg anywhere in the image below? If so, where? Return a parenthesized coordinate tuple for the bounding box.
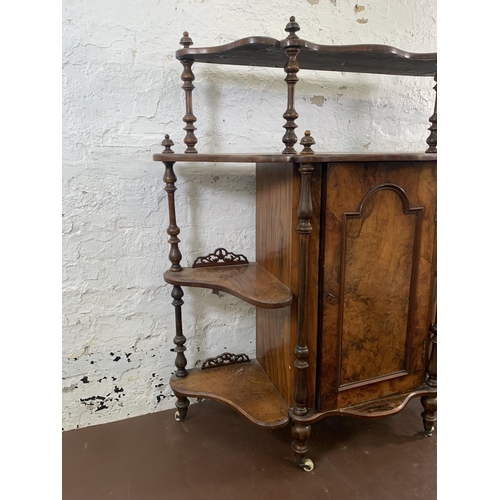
(421, 323, 437, 435)
(174, 394, 190, 422)
(421, 396, 437, 436)
(291, 421, 313, 471)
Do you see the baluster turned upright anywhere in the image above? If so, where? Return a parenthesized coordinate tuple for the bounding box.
(179, 32, 198, 154)
(282, 17, 301, 154)
(425, 74, 437, 153)
(421, 323, 437, 436)
(162, 135, 190, 421)
(291, 160, 315, 472)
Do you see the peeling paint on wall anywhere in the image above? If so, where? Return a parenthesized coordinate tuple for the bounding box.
(310, 95, 327, 107)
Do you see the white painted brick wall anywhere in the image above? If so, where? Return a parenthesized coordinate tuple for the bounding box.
(62, 0, 436, 430)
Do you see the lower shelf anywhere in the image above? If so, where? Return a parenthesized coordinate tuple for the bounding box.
(170, 359, 290, 429)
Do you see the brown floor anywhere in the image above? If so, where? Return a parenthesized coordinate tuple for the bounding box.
(62, 398, 436, 500)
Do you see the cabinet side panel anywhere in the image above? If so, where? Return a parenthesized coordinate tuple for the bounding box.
(256, 163, 294, 406)
(320, 161, 437, 411)
(256, 163, 321, 409)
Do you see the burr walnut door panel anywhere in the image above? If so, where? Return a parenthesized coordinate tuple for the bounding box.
(318, 162, 436, 411)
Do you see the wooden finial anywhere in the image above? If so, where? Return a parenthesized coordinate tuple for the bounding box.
(300, 130, 315, 155)
(180, 31, 193, 48)
(161, 134, 174, 154)
(285, 16, 300, 38)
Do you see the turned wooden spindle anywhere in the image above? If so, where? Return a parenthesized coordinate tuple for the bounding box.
(162, 143, 189, 417)
(172, 282, 189, 419)
(291, 162, 315, 471)
(425, 74, 437, 153)
(282, 17, 301, 154)
(300, 130, 315, 155)
(179, 31, 198, 153)
(163, 160, 183, 272)
(421, 322, 437, 436)
(172, 285, 188, 379)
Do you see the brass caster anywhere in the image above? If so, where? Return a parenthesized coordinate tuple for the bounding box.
(174, 411, 184, 422)
(424, 426, 434, 437)
(299, 458, 314, 472)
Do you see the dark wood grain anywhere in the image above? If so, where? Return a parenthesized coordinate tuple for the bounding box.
(339, 184, 423, 388)
(164, 263, 293, 309)
(256, 163, 294, 405)
(170, 360, 290, 429)
(320, 161, 437, 411)
(175, 37, 436, 77)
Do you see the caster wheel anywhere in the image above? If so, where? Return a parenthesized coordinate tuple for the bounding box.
(174, 411, 184, 422)
(299, 458, 314, 472)
(424, 426, 434, 437)
(196, 398, 203, 403)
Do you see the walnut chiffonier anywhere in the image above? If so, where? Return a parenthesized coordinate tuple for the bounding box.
(153, 17, 437, 472)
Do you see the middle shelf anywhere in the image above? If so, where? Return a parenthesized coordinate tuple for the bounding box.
(164, 262, 293, 309)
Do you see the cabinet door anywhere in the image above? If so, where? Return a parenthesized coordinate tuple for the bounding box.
(319, 161, 436, 411)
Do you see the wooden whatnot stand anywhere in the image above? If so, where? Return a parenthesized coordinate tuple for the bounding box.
(153, 18, 437, 472)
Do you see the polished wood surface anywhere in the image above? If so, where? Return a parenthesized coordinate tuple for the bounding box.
(255, 163, 321, 408)
(153, 152, 437, 163)
(175, 37, 436, 77)
(339, 185, 422, 387)
(293, 386, 437, 426)
(164, 263, 293, 309)
(170, 360, 290, 429)
(319, 161, 437, 411)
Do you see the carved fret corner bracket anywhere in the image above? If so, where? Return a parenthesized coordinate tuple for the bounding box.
(192, 248, 250, 268)
(201, 352, 251, 370)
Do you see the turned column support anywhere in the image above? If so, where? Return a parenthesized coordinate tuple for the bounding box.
(179, 32, 198, 153)
(282, 17, 301, 154)
(163, 160, 183, 272)
(291, 162, 315, 471)
(162, 137, 189, 417)
(425, 74, 437, 153)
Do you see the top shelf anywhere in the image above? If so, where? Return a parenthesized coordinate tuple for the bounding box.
(176, 36, 437, 77)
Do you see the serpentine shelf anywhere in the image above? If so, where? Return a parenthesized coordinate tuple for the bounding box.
(164, 263, 293, 309)
(176, 36, 436, 76)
